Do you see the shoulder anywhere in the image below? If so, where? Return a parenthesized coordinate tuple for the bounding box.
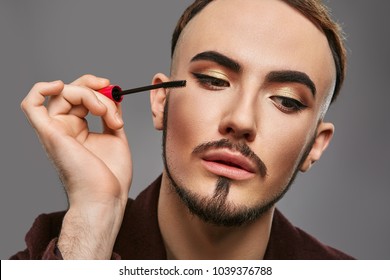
(292, 226, 355, 259)
(265, 209, 355, 260)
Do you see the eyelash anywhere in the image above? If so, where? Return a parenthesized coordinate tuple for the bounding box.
(191, 72, 306, 113)
(271, 96, 307, 113)
(192, 72, 230, 90)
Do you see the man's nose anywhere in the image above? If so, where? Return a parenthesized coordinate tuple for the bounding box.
(218, 94, 258, 142)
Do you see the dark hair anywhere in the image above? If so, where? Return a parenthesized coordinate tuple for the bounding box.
(171, 0, 346, 103)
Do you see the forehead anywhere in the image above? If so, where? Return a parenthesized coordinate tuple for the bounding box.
(175, 0, 336, 100)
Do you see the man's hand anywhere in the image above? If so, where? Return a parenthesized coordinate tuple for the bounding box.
(21, 75, 132, 259)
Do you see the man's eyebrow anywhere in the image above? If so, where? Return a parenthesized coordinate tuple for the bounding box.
(190, 52, 316, 96)
(190, 51, 241, 73)
(265, 70, 317, 97)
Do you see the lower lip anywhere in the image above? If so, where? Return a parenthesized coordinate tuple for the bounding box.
(201, 160, 255, 180)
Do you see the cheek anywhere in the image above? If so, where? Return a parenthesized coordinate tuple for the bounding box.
(164, 91, 218, 167)
(164, 90, 225, 195)
(258, 108, 316, 182)
(166, 90, 224, 150)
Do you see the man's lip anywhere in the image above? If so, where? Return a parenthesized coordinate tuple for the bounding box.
(200, 149, 257, 180)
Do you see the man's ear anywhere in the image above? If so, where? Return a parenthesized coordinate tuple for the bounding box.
(300, 122, 335, 172)
(150, 73, 170, 130)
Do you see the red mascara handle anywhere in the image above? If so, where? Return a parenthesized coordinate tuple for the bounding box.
(97, 85, 124, 103)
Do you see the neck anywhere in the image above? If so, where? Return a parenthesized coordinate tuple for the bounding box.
(157, 173, 274, 260)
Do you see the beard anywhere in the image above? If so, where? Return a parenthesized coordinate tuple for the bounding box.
(161, 97, 315, 227)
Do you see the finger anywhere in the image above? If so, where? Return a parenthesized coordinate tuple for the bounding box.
(48, 84, 124, 131)
(101, 103, 126, 136)
(71, 74, 110, 90)
(96, 93, 124, 131)
(68, 105, 89, 118)
(21, 80, 64, 129)
(47, 84, 107, 117)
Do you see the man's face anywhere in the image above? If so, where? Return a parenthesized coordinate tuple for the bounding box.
(155, 0, 336, 226)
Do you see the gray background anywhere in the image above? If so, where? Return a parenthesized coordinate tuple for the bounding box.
(1, 0, 389, 260)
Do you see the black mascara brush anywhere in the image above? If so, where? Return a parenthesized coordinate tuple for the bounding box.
(98, 80, 186, 102)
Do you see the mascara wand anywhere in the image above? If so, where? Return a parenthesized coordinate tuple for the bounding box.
(98, 80, 186, 102)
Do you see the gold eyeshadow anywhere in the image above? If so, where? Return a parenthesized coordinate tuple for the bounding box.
(273, 86, 305, 104)
(199, 69, 229, 80)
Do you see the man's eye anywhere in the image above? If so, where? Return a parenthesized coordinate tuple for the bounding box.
(271, 96, 307, 113)
(192, 72, 230, 90)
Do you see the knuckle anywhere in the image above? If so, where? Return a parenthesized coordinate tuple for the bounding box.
(20, 98, 29, 111)
(81, 86, 97, 99)
(72, 74, 100, 86)
(31, 81, 46, 90)
(81, 74, 96, 81)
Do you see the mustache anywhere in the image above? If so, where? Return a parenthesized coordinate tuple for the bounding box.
(192, 139, 268, 177)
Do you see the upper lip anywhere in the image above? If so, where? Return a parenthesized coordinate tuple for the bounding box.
(201, 149, 257, 173)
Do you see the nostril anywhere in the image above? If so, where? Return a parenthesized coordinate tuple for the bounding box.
(223, 126, 255, 141)
(244, 132, 252, 139)
(226, 127, 234, 134)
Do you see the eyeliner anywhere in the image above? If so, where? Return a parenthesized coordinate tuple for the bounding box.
(98, 80, 186, 102)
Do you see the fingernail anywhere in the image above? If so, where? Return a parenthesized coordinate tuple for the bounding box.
(97, 98, 104, 107)
(99, 78, 109, 84)
(115, 112, 123, 124)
